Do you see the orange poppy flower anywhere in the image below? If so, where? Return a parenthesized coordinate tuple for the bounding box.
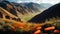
(44, 26, 55, 31)
(54, 30, 60, 33)
(34, 30, 41, 34)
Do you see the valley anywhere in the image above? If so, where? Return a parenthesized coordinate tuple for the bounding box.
(0, 0, 60, 34)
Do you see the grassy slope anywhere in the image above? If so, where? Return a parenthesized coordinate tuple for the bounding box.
(20, 12, 41, 21)
(0, 17, 60, 34)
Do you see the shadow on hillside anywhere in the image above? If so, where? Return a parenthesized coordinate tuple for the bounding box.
(28, 3, 60, 23)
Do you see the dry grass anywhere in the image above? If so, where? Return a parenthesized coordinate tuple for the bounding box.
(0, 17, 60, 34)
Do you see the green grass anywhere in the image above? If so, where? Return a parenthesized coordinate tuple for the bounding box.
(20, 12, 40, 21)
(23, 15, 34, 21)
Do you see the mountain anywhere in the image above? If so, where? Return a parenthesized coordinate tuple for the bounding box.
(0, 0, 53, 21)
(0, 1, 41, 15)
(40, 3, 52, 9)
(0, 7, 17, 18)
(0, 0, 53, 15)
(0, 7, 21, 21)
(20, 2, 40, 12)
(0, 1, 18, 16)
(12, 2, 41, 14)
(28, 3, 60, 23)
(0, 1, 21, 21)
(18, 2, 53, 12)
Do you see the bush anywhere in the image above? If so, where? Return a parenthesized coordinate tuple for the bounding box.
(53, 22, 60, 30)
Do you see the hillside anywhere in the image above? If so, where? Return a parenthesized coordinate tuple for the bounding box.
(40, 3, 52, 9)
(28, 3, 60, 23)
(0, 0, 60, 34)
(0, 7, 21, 21)
(0, 0, 53, 21)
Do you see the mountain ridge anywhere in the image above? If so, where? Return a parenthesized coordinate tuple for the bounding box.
(28, 3, 60, 23)
(0, 0, 53, 21)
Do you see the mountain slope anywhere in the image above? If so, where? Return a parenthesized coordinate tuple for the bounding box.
(0, 7, 17, 18)
(40, 3, 52, 9)
(28, 3, 60, 23)
(0, 1, 41, 15)
(12, 2, 41, 14)
(0, 0, 53, 21)
(0, 7, 21, 22)
(0, 1, 18, 16)
(0, 1, 53, 15)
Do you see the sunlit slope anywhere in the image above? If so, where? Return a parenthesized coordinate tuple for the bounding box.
(0, 7, 18, 18)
